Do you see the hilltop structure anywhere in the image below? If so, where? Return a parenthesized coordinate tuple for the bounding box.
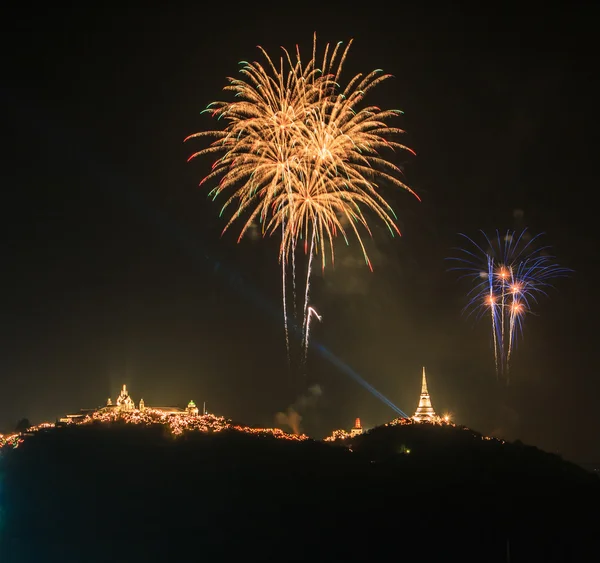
(59, 384, 203, 424)
(116, 384, 135, 411)
(324, 417, 366, 441)
(349, 418, 364, 437)
(413, 367, 437, 422)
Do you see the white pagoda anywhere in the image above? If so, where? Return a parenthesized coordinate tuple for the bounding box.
(413, 367, 437, 422)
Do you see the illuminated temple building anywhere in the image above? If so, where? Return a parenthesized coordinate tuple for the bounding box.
(59, 384, 203, 424)
(412, 367, 437, 422)
(323, 417, 365, 441)
(349, 418, 364, 437)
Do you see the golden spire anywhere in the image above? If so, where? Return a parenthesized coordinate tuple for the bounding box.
(413, 366, 436, 422)
(421, 366, 428, 395)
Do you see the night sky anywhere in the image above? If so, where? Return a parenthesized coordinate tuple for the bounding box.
(1, 5, 597, 463)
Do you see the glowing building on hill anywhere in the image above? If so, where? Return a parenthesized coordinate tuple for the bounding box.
(349, 417, 364, 437)
(116, 384, 135, 411)
(323, 417, 366, 441)
(186, 400, 199, 416)
(413, 367, 437, 422)
(59, 384, 201, 423)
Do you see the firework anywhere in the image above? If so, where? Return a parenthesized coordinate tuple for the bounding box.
(303, 306, 322, 363)
(185, 34, 417, 367)
(448, 229, 571, 382)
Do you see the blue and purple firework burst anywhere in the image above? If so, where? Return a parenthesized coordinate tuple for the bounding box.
(448, 229, 571, 382)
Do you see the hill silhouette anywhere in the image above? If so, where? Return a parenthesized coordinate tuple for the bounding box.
(1, 421, 598, 562)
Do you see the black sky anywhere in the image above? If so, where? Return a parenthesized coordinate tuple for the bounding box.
(1, 4, 598, 462)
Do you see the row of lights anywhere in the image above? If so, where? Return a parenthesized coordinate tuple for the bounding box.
(0, 408, 309, 451)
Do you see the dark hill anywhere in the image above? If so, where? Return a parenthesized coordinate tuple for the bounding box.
(1, 422, 598, 562)
(349, 422, 596, 493)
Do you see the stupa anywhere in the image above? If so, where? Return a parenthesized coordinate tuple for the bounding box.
(412, 367, 437, 422)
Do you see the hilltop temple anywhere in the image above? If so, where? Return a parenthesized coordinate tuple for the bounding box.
(59, 384, 203, 424)
(323, 417, 366, 441)
(349, 418, 364, 437)
(412, 367, 437, 422)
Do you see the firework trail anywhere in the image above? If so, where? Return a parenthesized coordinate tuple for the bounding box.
(281, 220, 290, 360)
(448, 229, 571, 382)
(303, 306, 322, 363)
(301, 229, 316, 361)
(185, 34, 418, 369)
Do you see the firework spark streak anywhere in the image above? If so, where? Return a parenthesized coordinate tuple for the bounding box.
(185, 34, 418, 369)
(280, 219, 292, 361)
(303, 306, 322, 362)
(300, 229, 316, 365)
(448, 229, 571, 382)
